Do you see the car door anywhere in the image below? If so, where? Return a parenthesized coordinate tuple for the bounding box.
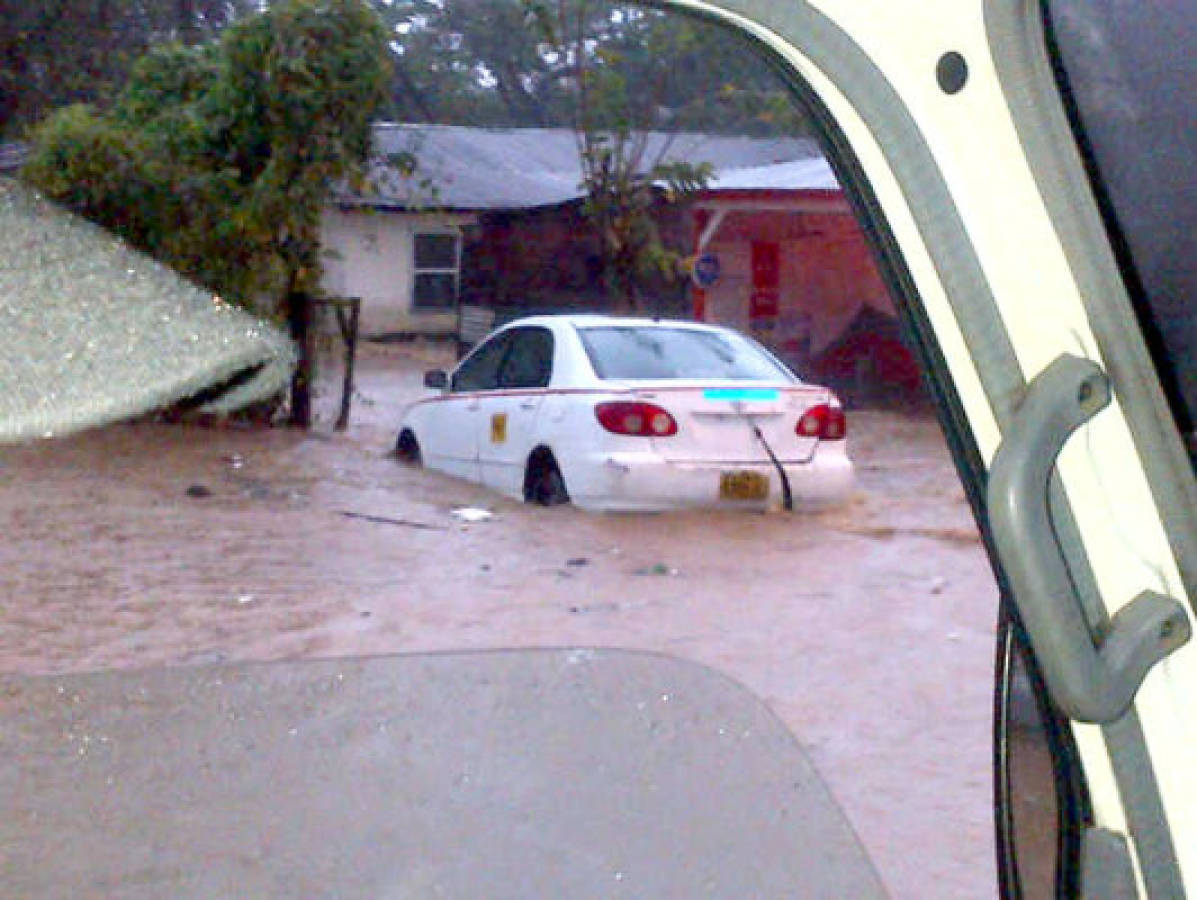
(425, 330, 513, 483)
(663, 1, 1197, 895)
(984, 6, 1197, 896)
(475, 325, 554, 498)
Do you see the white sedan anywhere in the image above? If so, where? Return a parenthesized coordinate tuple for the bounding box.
(395, 315, 854, 512)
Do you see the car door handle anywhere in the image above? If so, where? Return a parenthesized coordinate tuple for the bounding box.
(519, 399, 538, 410)
(987, 354, 1190, 723)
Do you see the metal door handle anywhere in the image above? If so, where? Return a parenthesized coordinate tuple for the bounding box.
(987, 354, 1190, 723)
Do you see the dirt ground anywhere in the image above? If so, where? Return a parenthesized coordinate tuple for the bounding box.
(0, 340, 1000, 898)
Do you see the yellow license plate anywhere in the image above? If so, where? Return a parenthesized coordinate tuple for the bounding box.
(719, 470, 769, 501)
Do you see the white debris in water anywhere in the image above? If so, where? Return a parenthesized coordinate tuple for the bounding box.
(451, 507, 493, 523)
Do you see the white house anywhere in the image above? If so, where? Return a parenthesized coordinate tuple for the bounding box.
(320, 206, 474, 337)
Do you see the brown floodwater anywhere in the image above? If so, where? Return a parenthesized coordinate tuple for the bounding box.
(0, 341, 999, 898)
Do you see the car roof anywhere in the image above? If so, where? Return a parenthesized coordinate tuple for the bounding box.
(499, 314, 729, 332)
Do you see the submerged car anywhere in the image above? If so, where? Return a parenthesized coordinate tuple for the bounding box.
(395, 315, 854, 512)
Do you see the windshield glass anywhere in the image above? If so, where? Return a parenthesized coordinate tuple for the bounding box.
(1046, 2, 1197, 439)
(578, 326, 795, 381)
(1, 3, 1000, 897)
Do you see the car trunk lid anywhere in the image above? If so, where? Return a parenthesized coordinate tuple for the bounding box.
(616, 380, 832, 464)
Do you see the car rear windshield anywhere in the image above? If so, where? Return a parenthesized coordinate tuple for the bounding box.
(578, 326, 794, 381)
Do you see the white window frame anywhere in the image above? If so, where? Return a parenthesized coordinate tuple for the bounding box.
(411, 229, 462, 311)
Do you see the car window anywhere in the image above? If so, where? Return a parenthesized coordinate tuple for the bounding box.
(578, 326, 794, 381)
(497, 327, 554, 389)
(451, 331, 512, 393)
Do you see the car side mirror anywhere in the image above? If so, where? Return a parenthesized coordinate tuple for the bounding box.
(424, 369, 448, 390)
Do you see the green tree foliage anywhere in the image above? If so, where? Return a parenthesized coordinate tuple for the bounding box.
(0, 0, 258, 138)
(207, 0, 392, 294)
(5, 1, 807, 138)
(372, 0, 551, 125)
(369, 0, 807, 136)
(524, 1, 719, 311)
(588, 5, 810, 137)
(22, 0, 392, 425)
(23, 0, 390, 306)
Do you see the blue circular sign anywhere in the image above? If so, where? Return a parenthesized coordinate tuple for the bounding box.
(692, 253, 721, 288)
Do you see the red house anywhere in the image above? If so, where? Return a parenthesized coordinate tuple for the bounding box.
(685, 159, 921, 398)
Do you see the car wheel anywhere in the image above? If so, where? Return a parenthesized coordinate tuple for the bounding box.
(525, 451, 569, 506)
(395, 429, 422, 465)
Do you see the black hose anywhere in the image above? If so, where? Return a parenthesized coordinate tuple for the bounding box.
(751, 423, 793, 512)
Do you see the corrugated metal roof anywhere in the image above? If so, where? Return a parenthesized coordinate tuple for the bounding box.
(346, 124, 833, 211)
(0, 142, 30, 174)
(706, 157, 838, 192)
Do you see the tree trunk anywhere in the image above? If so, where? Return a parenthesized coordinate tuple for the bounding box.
(612, 243, 638, 314)
(286, 291, 315, 429)
(621, 271, 637, 314)
(392, 60, 437, 122)
(0, 41, 27, 135)
(177, 0, 200, 45)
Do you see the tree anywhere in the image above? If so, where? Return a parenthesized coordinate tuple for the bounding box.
(0, 0, 258, 138)
(366, 0, 810, 136)
(368, 0, 573, 127)
(22, 0, 392, 426)
(525, 0, 713, 312)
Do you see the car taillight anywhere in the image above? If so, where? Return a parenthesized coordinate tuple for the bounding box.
(796, 404, 846, 440)
(595, 401, 678, 437)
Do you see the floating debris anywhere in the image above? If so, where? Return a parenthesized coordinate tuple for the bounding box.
(569, 602, 619, 614)
(634, 563, 678, 577)
(340, 510, 445, 531)
(451, 507, 493, 523)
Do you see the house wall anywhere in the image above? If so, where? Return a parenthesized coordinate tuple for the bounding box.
(319, 207, 474, 336)
(463, 204, 600, 311)
(695, 206, 897, 377)
(462, 201, 693, 318)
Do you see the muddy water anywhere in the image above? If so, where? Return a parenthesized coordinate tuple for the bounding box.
(0, 341, 999, 898)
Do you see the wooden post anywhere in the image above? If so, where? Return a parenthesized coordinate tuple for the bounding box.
(333, 298, 361, 432)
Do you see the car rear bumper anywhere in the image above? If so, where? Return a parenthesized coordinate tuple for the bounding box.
(566, 443, 855, 513)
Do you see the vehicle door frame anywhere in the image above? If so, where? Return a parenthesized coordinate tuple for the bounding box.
(655, 0, 1197, 895)
(474, 324, 556, 498)
(426, 329, 517, 482)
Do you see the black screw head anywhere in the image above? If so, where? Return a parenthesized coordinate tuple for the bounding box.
(937, 52, 969, 94)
